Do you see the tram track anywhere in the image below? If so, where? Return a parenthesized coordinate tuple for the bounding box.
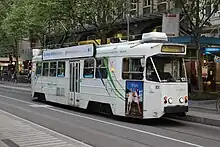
(0, 87, 218, 140)
(155, 118, 220, 143)
(0, 87, 220, 147)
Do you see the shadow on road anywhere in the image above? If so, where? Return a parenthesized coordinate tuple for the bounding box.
(32, 99, 185, 127)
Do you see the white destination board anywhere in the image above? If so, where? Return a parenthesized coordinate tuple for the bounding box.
(43, 44, 95, 60)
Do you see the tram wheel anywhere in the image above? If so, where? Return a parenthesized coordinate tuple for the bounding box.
(35, 92, 46, 102)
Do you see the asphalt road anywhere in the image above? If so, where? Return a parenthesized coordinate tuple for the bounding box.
(0, 86, 220, 147)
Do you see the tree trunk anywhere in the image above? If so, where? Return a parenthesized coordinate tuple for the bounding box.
(14, 40, 19, 75)
(195, 0, 203, 93)
(195, 34, 203, 93)
(101, 34, 107, 45)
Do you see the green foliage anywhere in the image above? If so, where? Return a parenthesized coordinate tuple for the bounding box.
(0, 0, 128, 51)
(175, 0, 220, 33)
(76, 0, 127, 41)
(1, 0, 29, 39)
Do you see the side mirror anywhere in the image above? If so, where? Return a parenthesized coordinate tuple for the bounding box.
(140, 58, 145, 67)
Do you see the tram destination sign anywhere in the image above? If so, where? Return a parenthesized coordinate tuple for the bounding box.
(43, 44, 95, 60)
(161, 45, 185, 53)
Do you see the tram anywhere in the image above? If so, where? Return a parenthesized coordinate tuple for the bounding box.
(31, 32, 188, 119)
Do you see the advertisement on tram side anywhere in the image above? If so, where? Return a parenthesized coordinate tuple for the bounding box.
(125, 81, 143, 118)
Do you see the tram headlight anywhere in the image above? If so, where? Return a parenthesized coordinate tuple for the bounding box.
(179, 97, 184, 103)
(168, 98, 173, 104)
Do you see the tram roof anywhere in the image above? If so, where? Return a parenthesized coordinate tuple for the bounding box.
(96, 41, 186, 57)
(39, 32, 186, 61)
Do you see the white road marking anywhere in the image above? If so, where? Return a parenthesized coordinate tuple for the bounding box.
(30, 104, 53, 108)
(0, 84, 30, 91)
(0, 94, 204, 147)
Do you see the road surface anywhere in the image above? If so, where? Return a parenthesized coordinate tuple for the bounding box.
(0, 86, 220, 147)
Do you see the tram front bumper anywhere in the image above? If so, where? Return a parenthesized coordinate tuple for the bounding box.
(164, 105, 188, 114)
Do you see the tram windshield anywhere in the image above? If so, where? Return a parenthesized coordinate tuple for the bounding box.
(146, 56, 187, 82)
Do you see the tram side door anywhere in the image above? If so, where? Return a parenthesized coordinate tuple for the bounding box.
(69, 61, 80, 106)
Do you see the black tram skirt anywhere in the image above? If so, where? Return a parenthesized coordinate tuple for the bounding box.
(164, 106, 188, 113)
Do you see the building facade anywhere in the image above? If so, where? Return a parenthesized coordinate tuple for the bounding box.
(129, 0, 174, 17)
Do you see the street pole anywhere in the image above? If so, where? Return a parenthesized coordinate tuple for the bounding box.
(218, 11, 220, 38)
(218, 25, 220, 38)
(44, 35, 47, 49)
(127, 0, 130, 41)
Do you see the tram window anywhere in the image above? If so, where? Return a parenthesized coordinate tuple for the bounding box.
(49, 62, 57, 77)
(95, 58, 108, 79)
(146, 58, 159, 82)
(36, 62, 42, 75)
(122, 58, 143, 80)
(83, 59, 94, 78)
(57, 61, 65, 77)
(152, 56, 186, 82)
(42, 62, 49, 76)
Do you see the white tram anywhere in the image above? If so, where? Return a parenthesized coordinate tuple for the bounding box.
(31, 32, 188, 119)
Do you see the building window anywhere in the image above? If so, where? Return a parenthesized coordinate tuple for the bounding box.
(58, 61, 65, 77)
(95, 58, 108, 79)
(49, 62, 57, 77)
(157, 0, 167, 13)
(130, 0, 138, 17)
(144, 0, 151, 6)
(130, 0, 137, 9)
(143, 7, 151, 16)
(143, 0, 151, 15)
(36, 62, 42, 75)
(122, 58, 144, 80)
(83, 59, 94, 78)
(42, 62, 49, 76)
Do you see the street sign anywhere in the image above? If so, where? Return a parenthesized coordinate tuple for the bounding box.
(162, 13, 180, 37)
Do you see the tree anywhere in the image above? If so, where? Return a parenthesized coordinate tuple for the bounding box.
(0, 0, 30, 73)
(176, 0, 220, 93)
(0, 0, 71, 62)
(0, 0, 17, 71)
(73, 0, 128, 44)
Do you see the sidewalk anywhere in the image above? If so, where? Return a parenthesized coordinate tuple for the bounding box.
(1, 82, 220, 127)
(0, 81, 30, 88)
(167, 100, 220, 127)
(0, 81, 30, 91)
(169, 108, 220, 127)
(189, 100, 217, 111)
(0, 109, 91, 147)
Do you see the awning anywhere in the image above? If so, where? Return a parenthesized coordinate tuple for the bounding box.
(169, 36, 220, 45)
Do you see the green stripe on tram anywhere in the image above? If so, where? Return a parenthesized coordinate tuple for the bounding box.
(103, 57, 125, 100)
